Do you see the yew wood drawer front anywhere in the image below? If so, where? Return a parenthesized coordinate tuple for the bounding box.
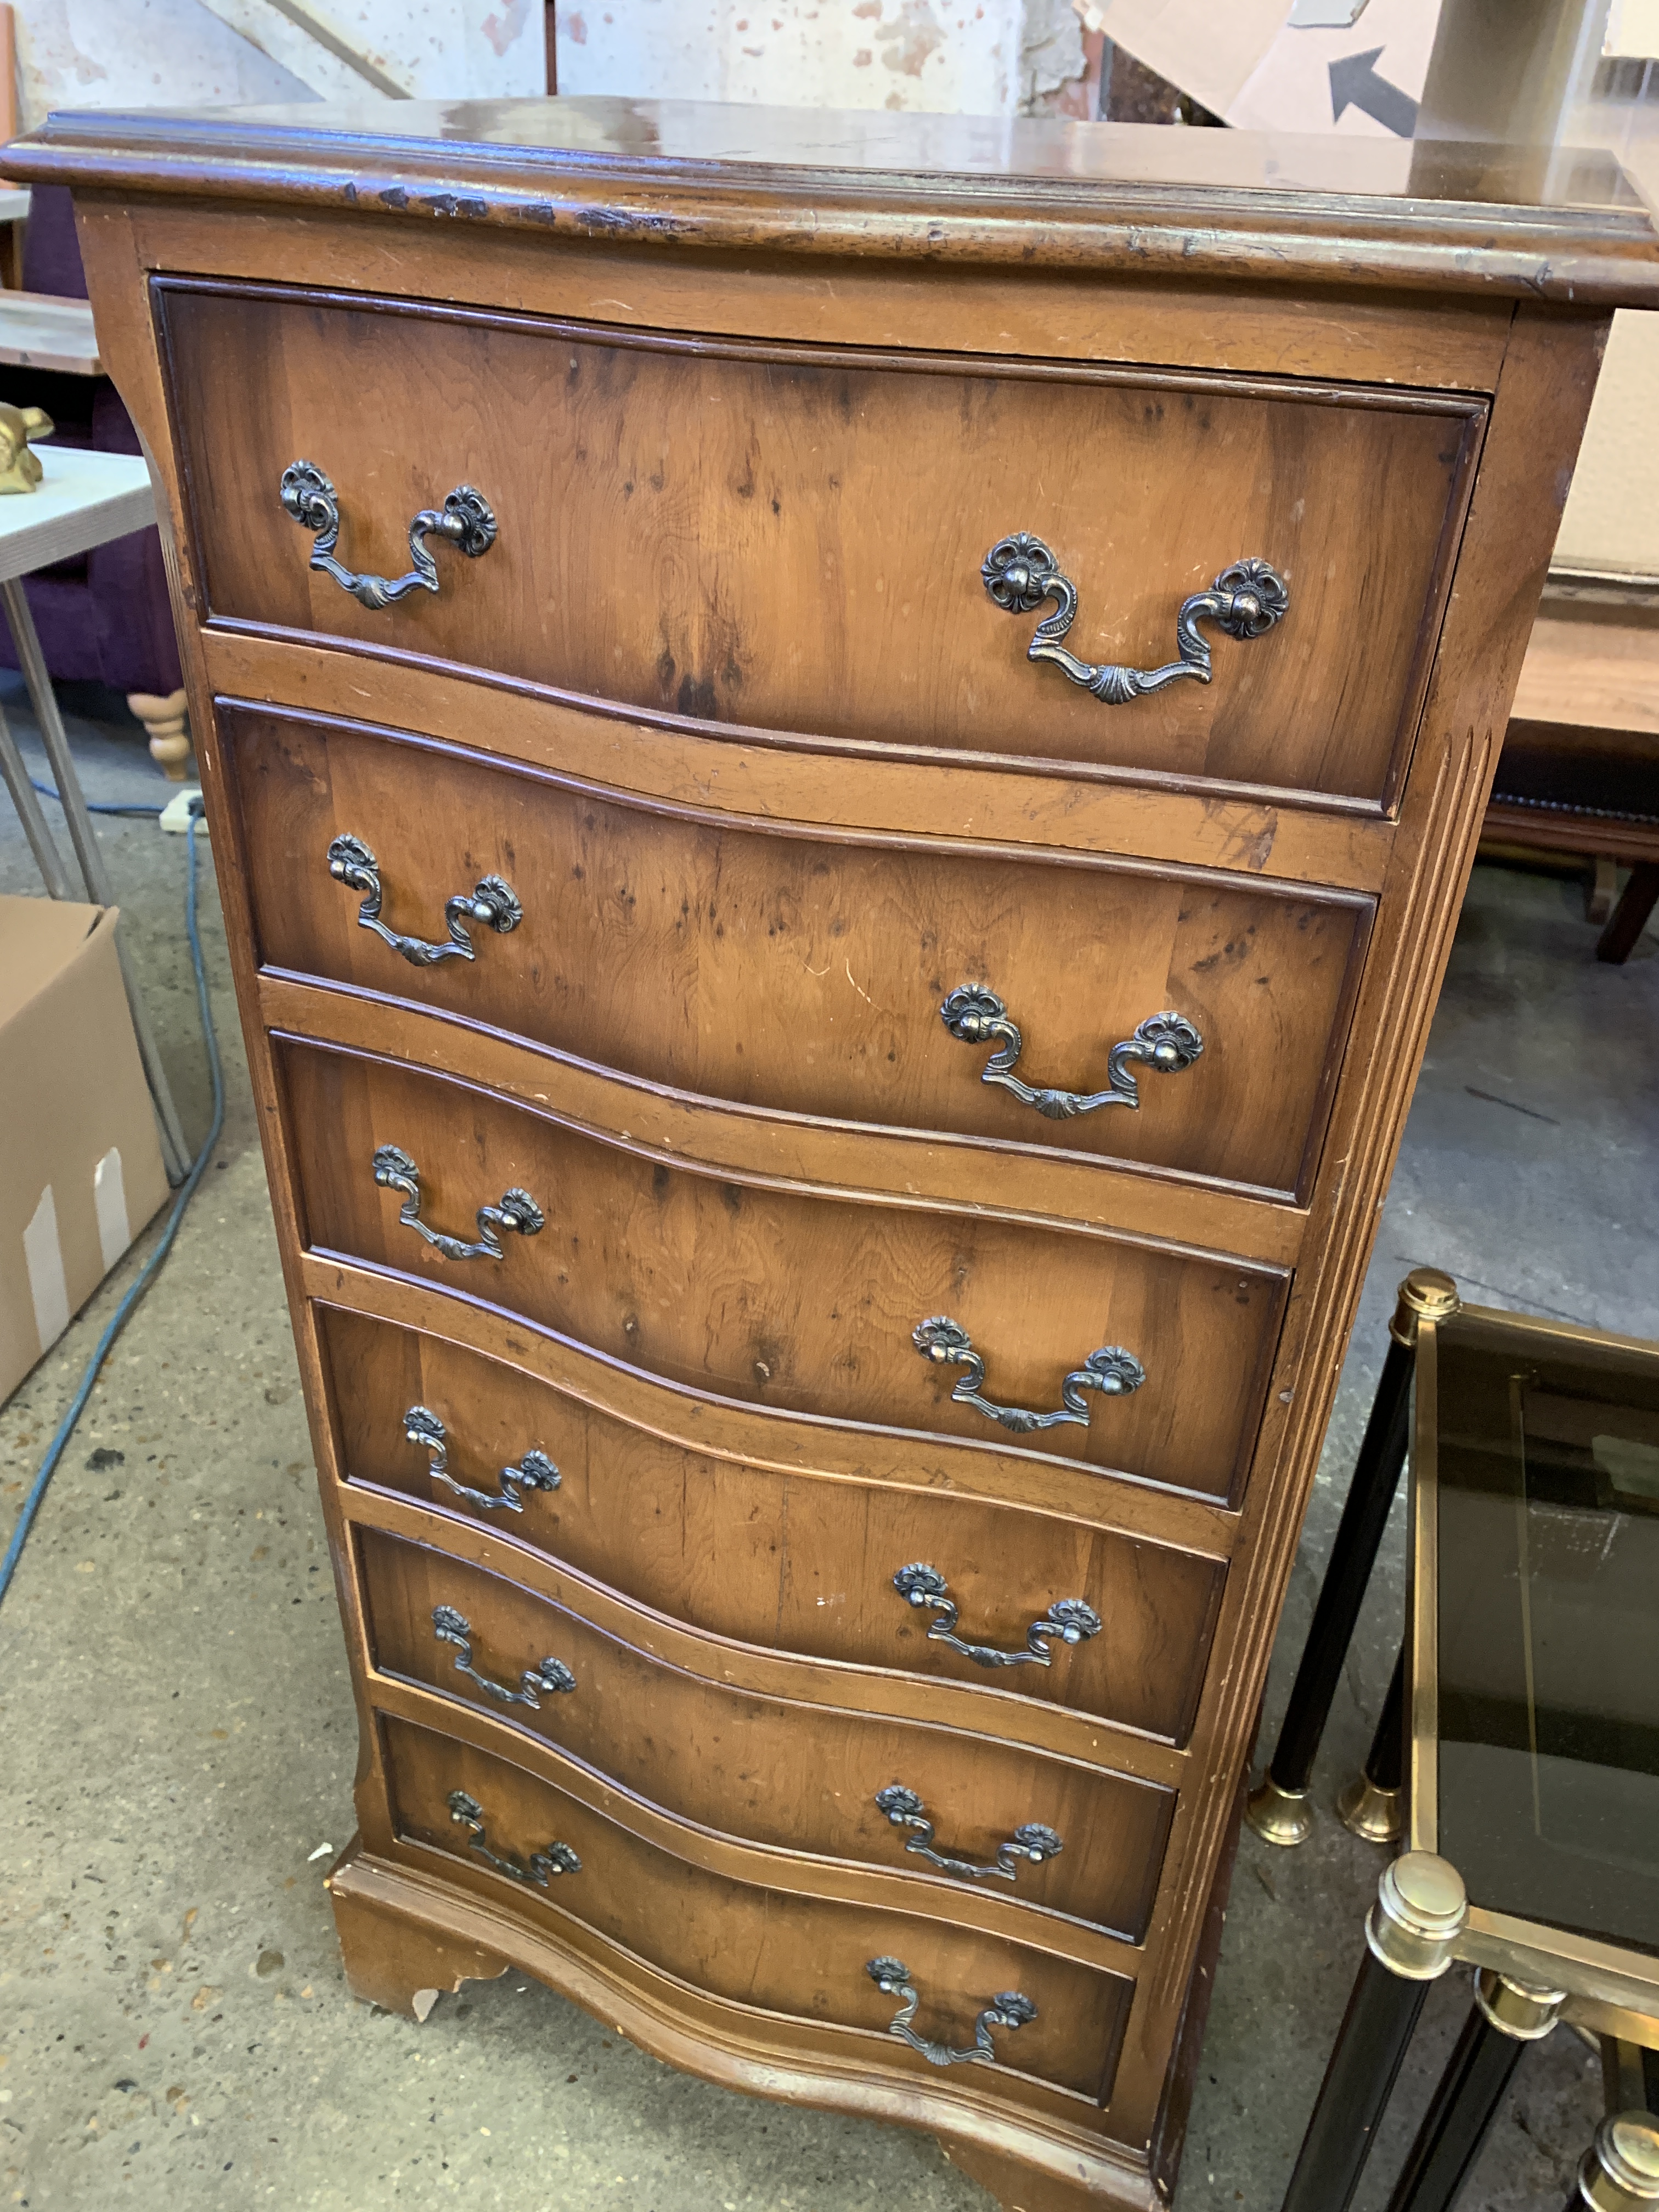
(382, 1711, 1133, 2107)
(282, 1036, 1288, 1499)
(359, 1525, 1175, 1940)
(159, 280, 1483, 806)
(321, 1307, 1226, 1746)
(229, 703, 1371, 1203)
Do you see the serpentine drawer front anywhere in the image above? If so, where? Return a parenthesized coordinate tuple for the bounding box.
(35, 83, 1645, 2212)
(320, 1307, 1227, 1743)
(159, 282, 1482, 806)
(228, 703, 1372, 1201)
(281, 1036, 1287, 1497)
(358, 1525, 1177, 1938)
(381, 1713, 1135, 2107)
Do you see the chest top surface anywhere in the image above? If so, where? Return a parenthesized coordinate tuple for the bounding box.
(7, 94, 1659, 307)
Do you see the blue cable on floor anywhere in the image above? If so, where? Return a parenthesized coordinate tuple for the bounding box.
(0, 805, 223, 1610)
(30, 775, 161, 818)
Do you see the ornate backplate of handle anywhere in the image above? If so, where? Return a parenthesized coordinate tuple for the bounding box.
(913, 1314, 1144, 1434)
(891, 1562, 1101, 1669)
(874, 1784, 1063, 1884)
(940, 985, 1202, 1122)
(446, 1790, 580, 1888)
(402, 1406, 561, 1515)
(327, 833, 522, 970)
(864, 1957, 1037, 2068)
(431, 1605, 577, 1710)
(373, 1144, 544, 1262)
(983, 533, 1288, 702)
(280, 460, 497, 611)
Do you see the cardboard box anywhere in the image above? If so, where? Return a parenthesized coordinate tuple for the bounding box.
(1, 895, 171, 1404)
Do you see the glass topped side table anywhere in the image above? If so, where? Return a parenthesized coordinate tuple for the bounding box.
(1279, 1295, 1659, 2212)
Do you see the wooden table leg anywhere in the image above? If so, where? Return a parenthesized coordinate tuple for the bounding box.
(1596, 864, 1659, 965)
(127, 687, 193, 780)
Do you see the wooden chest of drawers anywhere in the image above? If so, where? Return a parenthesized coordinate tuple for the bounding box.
(15, 99, 1656, 2210)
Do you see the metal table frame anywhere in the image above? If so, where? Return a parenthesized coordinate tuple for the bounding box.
(0, 447, 189, 1181)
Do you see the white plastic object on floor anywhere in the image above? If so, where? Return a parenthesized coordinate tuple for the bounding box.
(159, 786, 206, 834)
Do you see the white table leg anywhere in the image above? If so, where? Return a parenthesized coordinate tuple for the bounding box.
(0, 689, 75, 897)
(0, 575, 193, 1182)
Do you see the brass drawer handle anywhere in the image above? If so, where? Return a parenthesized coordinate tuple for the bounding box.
(280, 459, 497, 611)
(892, 1562, 1101, 1670)
(983, 533, 1288, 703)
(446, 1788, 580, 1887)
(373, 1144, 545, 1262)
(402, 1406, 561, 1515)
(874, 1784, 1063, 1884)
(941, 985, 1202, 1121)
(865, 1957, 1036, 2068)
(913, 1314, 1144, 1434)
(327, 834, 522, 969)
(431, 1605, 576, 1709)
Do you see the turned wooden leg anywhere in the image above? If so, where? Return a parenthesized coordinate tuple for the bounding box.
(329, 1867, 510, 2021)
(127, 686, 192, 780)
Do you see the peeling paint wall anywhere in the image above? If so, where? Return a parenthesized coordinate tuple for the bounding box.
(555, 0, 1085, 117)
(12, 0, 547, 132)
(16, 0, 308, 128)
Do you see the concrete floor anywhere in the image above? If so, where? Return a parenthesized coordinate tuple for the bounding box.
(2, 678, 1656, 2211)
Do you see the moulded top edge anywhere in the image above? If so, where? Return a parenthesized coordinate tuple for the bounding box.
(8, 97, 1659, 308)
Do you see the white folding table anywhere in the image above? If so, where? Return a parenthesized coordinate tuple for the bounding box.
(0, 444, 190, 1178)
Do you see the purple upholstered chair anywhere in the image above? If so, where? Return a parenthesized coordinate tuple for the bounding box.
(0, 184, 190, 773)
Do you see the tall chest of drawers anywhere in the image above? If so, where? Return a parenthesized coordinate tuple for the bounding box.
(16, 101, 1657, 2210)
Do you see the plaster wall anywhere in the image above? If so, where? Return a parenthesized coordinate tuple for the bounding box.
(10, 0, 547, 132)
(553, 0, 1084, 117)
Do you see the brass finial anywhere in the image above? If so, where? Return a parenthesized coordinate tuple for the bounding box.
(1389, 1268, 1460, 1349)
(1577, 2112, 1659, 2209)
(1364, 1852, 1466, 1979)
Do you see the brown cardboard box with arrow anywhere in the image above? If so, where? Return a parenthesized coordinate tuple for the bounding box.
(1076, 0, 1443, 138)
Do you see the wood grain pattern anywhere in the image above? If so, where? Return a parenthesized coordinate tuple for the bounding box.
(161, 284, 1480, 806)
(1108, 308, 1615, 2114)
(149, 206, 1520, 393)
(42, 104, 1634, 2212)
(15, 99, 1659, 306)
(380, 1710, 1133, 2107)
(326, 1848, 1166, 2203)
(262, 970, 1310, 1271)
(207, 635, 1399, 895)
(359, 1523, 1176, 1940)
(323, 1304, 1226, 1746)
(308, 1257, 1233, 1553)
(281, 1035, 1288, 1499)
(228, 702, 1372, 1201)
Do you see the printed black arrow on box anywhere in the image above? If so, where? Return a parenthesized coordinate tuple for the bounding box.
(1329, 46, 1420, 138)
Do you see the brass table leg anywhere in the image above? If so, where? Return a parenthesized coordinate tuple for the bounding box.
(1279, 1854, 1468, 2212)
(1339, 1643, 1407, 1843)
(1564, 2112, 1659, 2210)
(1382, 1971, 1565, 2212)
(1249, 1270, 1459, 1848)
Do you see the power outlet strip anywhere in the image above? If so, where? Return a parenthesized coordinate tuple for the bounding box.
(158, 787, 207, 835)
